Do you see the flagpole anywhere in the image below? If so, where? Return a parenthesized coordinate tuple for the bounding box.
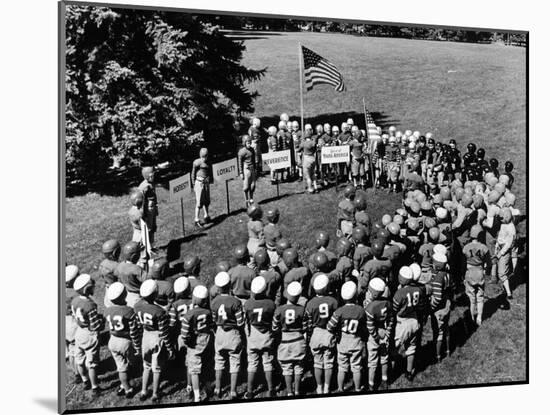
(298, 43, 304, 135)
(363, 98, 376, 192)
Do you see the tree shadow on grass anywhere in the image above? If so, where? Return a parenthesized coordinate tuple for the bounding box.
(259, 110, 399, 133)
(162, 233, 209, 262)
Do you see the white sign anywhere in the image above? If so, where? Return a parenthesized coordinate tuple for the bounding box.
(262, 150, 292, 170)
(321, 145, 350, 164)
(169, 173, 191, 202)
(212, 158, 238, 182)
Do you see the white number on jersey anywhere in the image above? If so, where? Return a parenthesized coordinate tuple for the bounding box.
(217, 304, 228, 321)
(253, 307, 263, 323)
(406, 292, 420, 307)
(345, 319, 359, 334)
(285, 309, 296, 325)
(107, 314, 124, 331)
(319, 303, 330, 318)
(137, 311, 153, 326)
(197, 313, 207, 330)
(177, 303, 194, 317)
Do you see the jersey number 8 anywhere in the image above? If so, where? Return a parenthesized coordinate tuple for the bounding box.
(285, 309, 296, 325)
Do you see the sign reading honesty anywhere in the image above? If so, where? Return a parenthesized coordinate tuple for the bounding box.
(169, 173, 191, 202)
(321, 145, 350, 164)
(262, 150, 292, 170)
(212, 158, 238, 182)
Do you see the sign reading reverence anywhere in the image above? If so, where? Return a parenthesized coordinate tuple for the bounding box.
(262, 150, 292, 170)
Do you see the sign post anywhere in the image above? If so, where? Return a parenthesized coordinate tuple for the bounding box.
(321, 145, 350, 193)
(262, 150, 292, 198)
(169, 173, 191, 237)
(213, 158, 238, 215)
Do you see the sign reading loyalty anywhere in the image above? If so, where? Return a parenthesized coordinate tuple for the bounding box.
(212, 158, 238, 183)
(321, 145, 350, 164)
(169, 173, 191, 202)
(262, 150, 292, 170)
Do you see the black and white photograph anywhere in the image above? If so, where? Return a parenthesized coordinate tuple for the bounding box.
(59, 1, 527, 413)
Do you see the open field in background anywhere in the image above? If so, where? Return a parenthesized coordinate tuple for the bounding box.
(64, 32, 527, 410)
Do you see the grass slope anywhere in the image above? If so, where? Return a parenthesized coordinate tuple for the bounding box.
(64, 32, 526, 411)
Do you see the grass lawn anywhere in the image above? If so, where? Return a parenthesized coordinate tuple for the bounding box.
(64, 31, 527, 411)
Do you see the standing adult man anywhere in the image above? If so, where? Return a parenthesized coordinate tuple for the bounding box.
(238, 135, 257, 207)
(138, 166, 158, 249)
(191, 148, 212, 228)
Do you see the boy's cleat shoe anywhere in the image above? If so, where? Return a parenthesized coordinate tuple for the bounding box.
(117, 386, 126, 396)
(405, 371, 415, 382)
(213, 389, 222, 399)
(125, 387, 137, 398)
(73, 375, 83, 385)
(244, 392, 253, 400)
(91, 387, 102, 397)
(151, 394, 160, 403)
(230, 392, 239, 400)
(83, 380, 91, 390)
(379, 380, 388, 391)
(138, 391, 149, 402)
(203, 216, 212, 224)
(195, 220, 204, 229)
(436, 355, 442, 364)
(268, 389, 277, 398)
(507, 295, 514, 300)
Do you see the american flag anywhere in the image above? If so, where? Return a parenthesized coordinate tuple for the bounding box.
(302, 46, 345, 92)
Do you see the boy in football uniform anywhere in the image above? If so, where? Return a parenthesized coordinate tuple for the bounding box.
(247, 203, 265, 257)
(349, 126, 366, 188)
(169, 277, 194, 390)
(264, 207, 282, 265)
(352, 226, 372, 272)
(65, 265, 79, 380)
(359, 240, 392, 300)
(299, 131, 320, 193)
(463, 225, 490, 326)
(210, 272, 246, 399)
(104, 282, 141, 397)
(273, 281, 309, 396)
(333, 237, 355, 287)
(327, 281, 367, 393)
(138, 166, 158, 247)
(254, 249, 283, 306)
(181, 285, 214, 402)
(495, 208, 516, 306)
(282, 247, 311, 305)
(429, 253, 452, 363)
(134, 280, 174, 402)
(392, 266, 427, 381)
(148, 258, 174, 311)
(71, 274, 104, 395)
(115, 241, 145, 308)
(337, 185, 356, 238)
(309, 230, 337, 271)
(238, 135, 257, 206)
(305, 274, 339, 394)
(365, 278, 394, 390)
(229, 245, 256, 304)
(354, 193, 373, 237)
(99, 239, 121, 307)
(244, 276, 277, 398)
(128, 191, 145, 245)
(191, 147, 212, 228)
